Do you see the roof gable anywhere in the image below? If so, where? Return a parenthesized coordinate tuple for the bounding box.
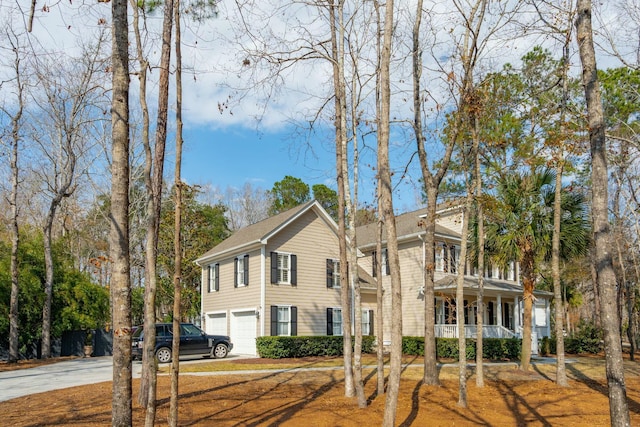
(356, 203, 461, 248)
(196, 200, 337, 264)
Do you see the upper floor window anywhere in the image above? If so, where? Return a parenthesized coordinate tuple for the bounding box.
(435, 245, 444, 272)
(270, 252, 297, 285)
(372, 248, 389, 277)
(207, 263, 219, 292)
(235, 255, 249, 287)
(326, 259, 340, 288)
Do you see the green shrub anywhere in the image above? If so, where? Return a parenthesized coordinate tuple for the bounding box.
(545, 321, 602, 355)
(402, 336, 520, 361)
(565, 320, 602, 354)
(256, 336, 375, 359)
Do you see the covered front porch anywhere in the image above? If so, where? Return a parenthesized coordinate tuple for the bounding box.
(433, 275, 552, 341)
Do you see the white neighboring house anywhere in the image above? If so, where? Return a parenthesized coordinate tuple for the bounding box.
(355, 202, 552, 353)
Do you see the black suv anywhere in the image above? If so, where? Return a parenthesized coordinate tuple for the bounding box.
(132, 323, 233, 363)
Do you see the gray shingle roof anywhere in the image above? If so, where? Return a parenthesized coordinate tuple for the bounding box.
(196, 200, 321, 264)
(355, 206, 460, 248)
(435, 275, 553, 296)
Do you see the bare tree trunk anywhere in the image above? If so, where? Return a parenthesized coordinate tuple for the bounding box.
(130, 0, 159, 419)
(329, 0, 354, 398)
(169, 1, 183, 424)
(590, 249, 601, 327)
(576, 3, 630, 423)
(379, 1, 403, 425)
(140, 0, 172, 420)
(110, 0, 132, 424)
(412, 0, 456, 386)
(553, 163, 568, 385)
(376, 218, 385, 396)
(456, 199, 472, 408)
(347, 66, 366, 408)
(473, 115, 484, 388)
(552, 18, 573, 386)
(42, 213, 55, 358)
(520, 252, 535, 372)
(8, 41, 24, 363)
(373, 0, 385, 398)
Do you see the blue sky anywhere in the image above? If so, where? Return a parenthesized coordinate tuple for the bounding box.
(180, 124, 426, 213)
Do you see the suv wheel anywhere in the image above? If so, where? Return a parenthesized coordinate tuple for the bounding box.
(213, 343, 228, 359)
(156, 347, 172, 363)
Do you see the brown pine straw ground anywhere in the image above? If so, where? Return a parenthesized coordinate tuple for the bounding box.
(2, 354, 640, 426)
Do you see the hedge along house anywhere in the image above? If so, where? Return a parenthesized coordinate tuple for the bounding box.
(355, 202, 552, 353)
(195, 200, 377, 356)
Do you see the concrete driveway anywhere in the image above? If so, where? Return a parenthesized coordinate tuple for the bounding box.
(0, 354, 253, 402)
(0, 357, 139, 402)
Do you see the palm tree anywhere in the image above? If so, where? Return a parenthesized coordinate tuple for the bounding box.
(484, 167, 589, 371)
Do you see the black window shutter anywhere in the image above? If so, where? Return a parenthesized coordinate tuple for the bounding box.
(290, 306, 297, 336)
(270, 306, 278, 336)
(463, 300, 468, 324)
(214, 264, 219, 291)
(243, 255, 249, 285)
(290, 254, 297, 285)
(207, 265, 211, 293)
(488, 301, 494, 325)
(270, 252, 278, 284)
(503, 303, 509, 328)
(372, 251, 377, 277)
(369, 310, 374, 336)
(326, 259, 333, 288)
(234, 258, 238, 288)
(326, 308, 333, 335)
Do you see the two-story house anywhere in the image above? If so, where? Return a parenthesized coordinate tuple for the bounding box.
(197, 200, 551, 356)
(356, 202, 552, 349)
(195, 200, 376, 356)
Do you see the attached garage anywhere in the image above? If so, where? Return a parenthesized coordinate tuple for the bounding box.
(230, 310, 258, 356)
(205, 312, 227, 336)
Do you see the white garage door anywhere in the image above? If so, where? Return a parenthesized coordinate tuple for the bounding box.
(205, 313, 227, 336)
(231, 310, 257, 356)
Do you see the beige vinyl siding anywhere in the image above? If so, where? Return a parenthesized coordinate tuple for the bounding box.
(436, 210, 463, 234)
(265, 210, 342, 336)
(201, 247, 262, 334)
(396, 240, 425, 336)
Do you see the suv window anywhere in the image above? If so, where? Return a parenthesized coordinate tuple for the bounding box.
(156, 325, 172, 337)
(181, 324, 202, 336)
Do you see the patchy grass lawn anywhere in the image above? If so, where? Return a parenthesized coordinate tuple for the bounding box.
(2, 354, 640, 426)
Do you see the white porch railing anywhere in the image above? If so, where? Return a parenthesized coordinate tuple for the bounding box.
(434, 324, 518, 339)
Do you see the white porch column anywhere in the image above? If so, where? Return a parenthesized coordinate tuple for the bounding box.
(497, 295, 502, 327)
(514, 296, 520, 334)
(546, 298, 551, 337)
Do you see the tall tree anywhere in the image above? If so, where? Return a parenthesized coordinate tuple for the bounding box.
(31, 36, 108, 358)
(268, 175, 311, 215)
(130, 0, 158, 418)
(328, 0, 355, 398)
(169, 0, 184, 423)
(575, 1, 631, 424)
(1, 25, 26, 364)
(109, 0, 133, 424)
(312, 183, 339, 221)
(377, 0, 403, 424)
(484, 168, 588, 372)
(138, 0, 174, 421)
